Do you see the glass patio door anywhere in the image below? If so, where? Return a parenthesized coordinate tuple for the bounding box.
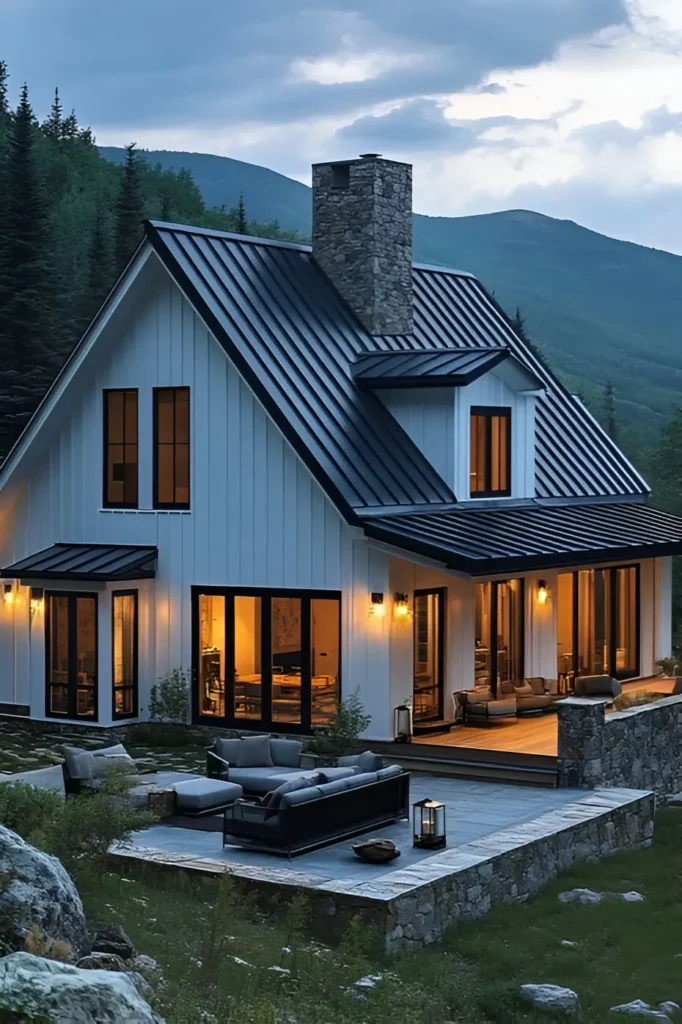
(45, 592, 98, 719)
(413, 589, 445, 723)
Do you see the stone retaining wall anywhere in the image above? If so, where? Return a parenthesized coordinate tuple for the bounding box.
(557, 695, 682, 797)
(112, 787, 654, 956)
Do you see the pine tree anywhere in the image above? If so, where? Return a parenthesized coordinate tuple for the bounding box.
(115, 143, 144, 272)
(160, 186, 173, 221)
(603, 380, 617, 442)
(0, 60, 8, 121)
(236, 192, 247, 234)
(42, 87, 63, 140)
(60, 110, 79, 141)
(0, 83, 53, 456)
(84, 208, 115, 316)
(510, 305, 530, 343)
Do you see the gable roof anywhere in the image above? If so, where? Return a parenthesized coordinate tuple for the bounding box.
(1, 543, 157, 581)
(145, 222, 647, 514)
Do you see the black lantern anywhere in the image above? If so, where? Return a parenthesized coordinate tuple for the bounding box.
(413, 798, 446, 850)
(393, 703, 412, 743)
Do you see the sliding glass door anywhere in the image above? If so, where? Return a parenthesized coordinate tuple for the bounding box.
(194, 587, 341, 733)
(45, 592, 98, 720)
(556, 565, 640, 682)
(475, 578, 524, 697)
(413, 589, 445, 723)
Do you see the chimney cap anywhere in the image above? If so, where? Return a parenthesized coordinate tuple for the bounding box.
(359, 152, 382, 159)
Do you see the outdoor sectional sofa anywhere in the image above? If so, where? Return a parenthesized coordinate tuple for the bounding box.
(222, 763, 410, 856)
(206, 734, 384, 795)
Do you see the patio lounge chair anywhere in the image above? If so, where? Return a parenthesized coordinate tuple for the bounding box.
(573, 675, 622, 699)
(457, 687, 517, 725)
(499, 679, 553, 715)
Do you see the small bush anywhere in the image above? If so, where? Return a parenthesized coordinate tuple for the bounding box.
(307, 687, 371, 758)
(24, 923, 71, 961)
(656, 657, 679, 677)
(0, 782, 63, 842)
(149, 668, 191, 724)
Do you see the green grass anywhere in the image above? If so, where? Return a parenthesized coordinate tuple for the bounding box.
(75, 808, 682, 1023)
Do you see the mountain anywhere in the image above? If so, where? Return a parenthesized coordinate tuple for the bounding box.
(101, 147, 682, 445)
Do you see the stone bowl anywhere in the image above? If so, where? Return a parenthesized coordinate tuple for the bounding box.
(352, 839, 400, 864)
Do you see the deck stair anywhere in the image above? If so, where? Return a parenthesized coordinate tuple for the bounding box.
(371, 739, 559, 788)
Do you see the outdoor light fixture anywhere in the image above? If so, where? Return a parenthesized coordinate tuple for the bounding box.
(3, 583, 13, 606)
(537, 580, 549, 605)
(394, 592, 409, 618)
(413, 798, 446, 850)
(29, 588, 44, 615)
(369, 592, 385, 617)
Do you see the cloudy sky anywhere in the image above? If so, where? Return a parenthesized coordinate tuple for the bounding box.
(3, 0, 682, 252)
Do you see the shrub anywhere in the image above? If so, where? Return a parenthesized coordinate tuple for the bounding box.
(307, 687, 371, 758)
(656, 657, 679, 677)
(0, 782, 63, 843)
(149, 668, 191, 724)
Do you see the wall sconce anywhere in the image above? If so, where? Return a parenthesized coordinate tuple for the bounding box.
(369, 592, 385, 617)
(3, 583, 14, 606)
(394, 592, 410, 618)
(537, 580, 549, 605)
(30, 587, 44, 615)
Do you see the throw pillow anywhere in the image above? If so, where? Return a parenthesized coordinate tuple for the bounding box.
(264, 774, 317, 809)
(513, 683, 534, 697)
(215, 737, 242, 766)
(62, 745, 95, 782)
(469, 687, 493, 703)
(269, 737, 303, 768)
(526, 678, 547, 696)
(338, 751, 382, 773)
(236, 734, 274, 768)
(91, 743, 136, 779)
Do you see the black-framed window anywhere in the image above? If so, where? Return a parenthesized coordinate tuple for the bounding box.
(112, 590, 138, 719)
(154, 387, 190, 509)
(45, 591, 98, 720)
(413, 588, 446, 723)
(557, 564, 640, 682)
(474, 578, 524, 696)
(193, 586, 341, 733)
(470, 406, 511, 497)
(103, 389, 138, 507)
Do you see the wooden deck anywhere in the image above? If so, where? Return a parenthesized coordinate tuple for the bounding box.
(420, 677, 675, 758)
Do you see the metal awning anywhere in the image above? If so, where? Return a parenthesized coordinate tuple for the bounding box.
(352, 348, 514, 389)
(1, 544, 157, 581)
(362, 502, 682, 575)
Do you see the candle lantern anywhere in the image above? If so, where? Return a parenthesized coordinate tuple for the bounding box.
(393, 703, 412, 743)
(413, 798, 446, 850)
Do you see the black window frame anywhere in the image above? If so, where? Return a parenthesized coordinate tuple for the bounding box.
(470, 405, 512, 498)
(45, 590, 99, 721)
(412, 587, 446, 723)
(559, 564, 640, 682)
(111, 589, 139, 720)
(102, 388, 139, 509)
(153, 386, 191, 510)
(191, 585, 342, 734)
(475, 578, 525, 698)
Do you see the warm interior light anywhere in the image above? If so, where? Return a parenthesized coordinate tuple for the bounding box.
(3, 584, 13, 606)
(394, 593, 409, 617)
(30, 588, 44, 614)
(369, 592, 385, 617)
(537, 580, 548, 605)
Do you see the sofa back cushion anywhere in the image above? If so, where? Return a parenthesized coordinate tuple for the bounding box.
(575, 675, 621, 698)
(526, 677, 546, 696)
(317, 778, 353, 797)
(345, 771, 379, 789)
(269, 738, 302, 768)
(513, 682, 534, 697)
(264, 774, 319, 809)
(376, 764, 402, 781)
(62, 745, 96, 782)
(337, 751, 383, 773)
(215, 737, 243, 766)
(236, 735, 274, 768)
(280, 785, 322, 808)
(466, 687, 493, 704)
(499, 680, 516, 696)
(91, 743, 136, 779)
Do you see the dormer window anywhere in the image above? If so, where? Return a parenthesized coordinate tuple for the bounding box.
(470, 407, 511, 498)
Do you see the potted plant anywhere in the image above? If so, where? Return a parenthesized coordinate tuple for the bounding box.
(303, 688, 371, 767)
(656, 657, 679, 678)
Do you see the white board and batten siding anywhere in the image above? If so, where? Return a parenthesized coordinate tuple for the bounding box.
(0, 255, 384, 727)
(381, 367, 537, 500)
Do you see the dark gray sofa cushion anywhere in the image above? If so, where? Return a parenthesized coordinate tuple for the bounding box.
(215, 737, 242, 765)
(317, 778, 352, 797)
(62, 745, 96, 782)
(337, 751, 383, 773)
(227, 767, 296, 793)
(376, 765, 402, 780)
(269, 738, 302, 767)
(574, 675, 621, 698)
(174, 778, 243, 812)
(264, 775, 320, 809)
(280, 786, 323, 808)
(345, 771, 379, 789)
(236, 735, 274, 768)
(317, 767, 356, 783)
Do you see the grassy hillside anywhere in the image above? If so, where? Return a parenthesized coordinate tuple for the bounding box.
(100, 148, 682, 443)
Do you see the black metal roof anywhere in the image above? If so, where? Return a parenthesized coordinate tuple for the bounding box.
(1, 544, 157, 581)
(146, 222, 648, 515)
(352, 348, 517, 389)
(363, 503, 682, 575)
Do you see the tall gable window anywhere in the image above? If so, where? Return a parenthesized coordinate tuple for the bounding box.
(470, 406, 511, 498)
(103, 389, 138, 508)
(154, 387, 190, 509)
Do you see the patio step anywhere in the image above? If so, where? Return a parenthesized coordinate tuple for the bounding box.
(371, 741, 559, 788)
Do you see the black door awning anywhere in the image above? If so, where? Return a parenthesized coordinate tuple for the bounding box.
(362, 502, 682, 575)
(1, 544, 157, 581)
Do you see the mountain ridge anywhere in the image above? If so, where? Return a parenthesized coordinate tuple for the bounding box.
(99, 145, 682, 443)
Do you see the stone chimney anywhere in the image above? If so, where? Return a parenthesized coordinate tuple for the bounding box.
(312, 154, 413, 335)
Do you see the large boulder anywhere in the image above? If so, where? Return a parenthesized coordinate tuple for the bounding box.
(520, 983, 580, 1015)
(90, 922, 136, 959)
(0, 952, 165, 1024)
(0, 825, 88, 957)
